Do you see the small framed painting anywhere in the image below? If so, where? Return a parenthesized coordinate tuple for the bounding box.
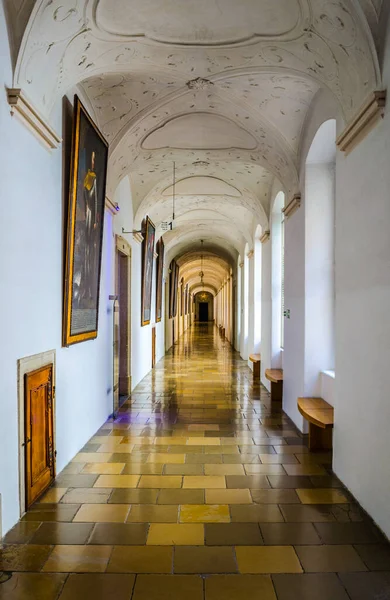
(141, 216, 156, 326)
(63, 96, 109, 346)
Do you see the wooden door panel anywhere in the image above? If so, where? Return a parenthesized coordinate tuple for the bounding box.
(25, 365, 54, 507)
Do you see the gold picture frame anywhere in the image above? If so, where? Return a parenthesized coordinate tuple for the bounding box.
(63, 96, 109, 346)
(141, 216, 156, 326)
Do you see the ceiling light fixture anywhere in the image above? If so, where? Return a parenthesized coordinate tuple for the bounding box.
(199, 239, 204, 288)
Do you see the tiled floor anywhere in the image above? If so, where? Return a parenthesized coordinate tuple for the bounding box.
(2, 324, 390, 599)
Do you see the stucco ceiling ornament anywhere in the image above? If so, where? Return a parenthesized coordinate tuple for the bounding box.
(186, 77, 214, 90)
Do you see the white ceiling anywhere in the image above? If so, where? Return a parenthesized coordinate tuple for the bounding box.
(7, 0, 382, 293)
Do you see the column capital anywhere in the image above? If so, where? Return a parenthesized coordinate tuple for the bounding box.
(283, 194, 301, 219)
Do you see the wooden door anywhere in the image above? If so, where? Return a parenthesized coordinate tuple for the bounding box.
(152, 327, 156, 368)
(25, 364, 55, 508)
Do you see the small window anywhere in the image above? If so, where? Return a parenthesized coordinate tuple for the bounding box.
(280, 213, 285, 349)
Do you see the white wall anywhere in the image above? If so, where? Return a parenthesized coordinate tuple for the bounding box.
(0, 5, 165, 535)
(333, 12, 390, 538)
(260, 239, 272, 390)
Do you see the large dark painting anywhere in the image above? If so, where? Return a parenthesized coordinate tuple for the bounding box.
(155, 237, 164, 323)
(63, 96, 109, 346)
(141, 216, 156, 326)
(169, 260, 180, 318)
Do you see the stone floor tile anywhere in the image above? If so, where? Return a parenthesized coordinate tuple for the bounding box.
(39, 488, 68, 503)
(81, 463, 125, 475)
(164, 464, 204, 475)
(205, 523, 263, 546)
(296, 488, 349, 504)
(283, 464, 328, 476)
(42, 545, 112, 572)
(183, 476, 226, 489)
(295, 544, 368, 572)
(354, 544, 390, 570)
(73, 504, 129, 523)
(3, 522, 41, 544)
(204, 464, 245, 476)
(186, 455, 222, 464)
(280, 504, 336, 522)
(133, 575, 203, 600)
(121, 463, 164, 475)
(157, 489, 205, 504)
(314, 522, 385, 544)
(138, 476, 182, 488)
(127, 504, 178, 523)
(180, 504, 230, 523)
(0, 545, 53, 571)
(244, 464, 286, 475)
(174, 546, 237, 573)
(225, 475, 270, 489)
(251, 489, 300, 504)
(235, 546, 302, 573)
(205, 489, 252, 504)
(338, 572, 390, 599)
(61, 488, 112, 504)
(88, 523, 148, 545)
(58, 574, 135, 600)
(93, 475, 140, 488)
(21, 504, 80, 522)
(260, 523, 321, 545)
(0, 573, 67, 600)
(147, 523, 204, 545)
(107, 546, 173, 573)
(272, 573, 350, 600)
(109, 488, 159, 504)
(205, 574, 277, 600)
(54, 474, 99, 488)
(230, 504, 284, 523)
(267, 476, 313, 489)
(30, 522, 93, 545)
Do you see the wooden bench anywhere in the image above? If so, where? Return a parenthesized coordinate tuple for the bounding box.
(249, 354, 261, 381)
(298, 397, 334, 451)
(265, 369, 283, 402)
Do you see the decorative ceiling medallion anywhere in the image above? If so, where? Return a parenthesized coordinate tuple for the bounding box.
(186, 77, 214, 90)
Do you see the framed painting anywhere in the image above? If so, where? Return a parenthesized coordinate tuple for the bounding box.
(185, 284, 189, 315)
(63, 96, 109, 346)
(169, 260, 175, 319)
(141, 216, 156, 326)
(155, 237, 164, 323)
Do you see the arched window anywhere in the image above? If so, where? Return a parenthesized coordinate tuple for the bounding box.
(305, 119, 336, 394)
(272, 192, 285, 357)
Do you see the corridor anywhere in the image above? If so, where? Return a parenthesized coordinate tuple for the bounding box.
(2, 325, 389, 599)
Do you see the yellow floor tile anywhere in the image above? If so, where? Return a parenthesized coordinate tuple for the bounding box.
(183, 476, 226, 489)
(147, 523, 205, 545)
(98, 444, 134, 453)
(296, 488, 349, 504)
(147, 453, 186, 464)
(73, 504, 130, 523)
(205, 489, 252, 505)
(72, 452, 113, 463)
(94, 475, 140, 488)
(204, 464, 245, 476)
(187, 438, 221, 446)
(180, 504, 230, 523)
(81, 463, 125, 475)
(42, 545, 112, 572)
(235, 546, 303, 574)
(244, 464, 286, 475)
(138, 476, 183, 488)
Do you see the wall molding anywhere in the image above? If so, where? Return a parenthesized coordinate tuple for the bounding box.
(105, 196, 119, 215)
(336, 90, 387, 155)
(133, 232, 144, 244)
(247, 249, 254, 259)
(260, 230, 270, 243)
(283, 194, 301, 219)
(7, 88, 61, 150)
(239, 261, 244, 268)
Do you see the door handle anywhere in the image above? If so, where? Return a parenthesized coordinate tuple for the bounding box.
(22, 437, 31, 447)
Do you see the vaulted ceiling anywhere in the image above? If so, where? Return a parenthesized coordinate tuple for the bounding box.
(6, 0, 383, 293)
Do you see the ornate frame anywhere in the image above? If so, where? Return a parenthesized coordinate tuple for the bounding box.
(141, 216, 156, 326)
